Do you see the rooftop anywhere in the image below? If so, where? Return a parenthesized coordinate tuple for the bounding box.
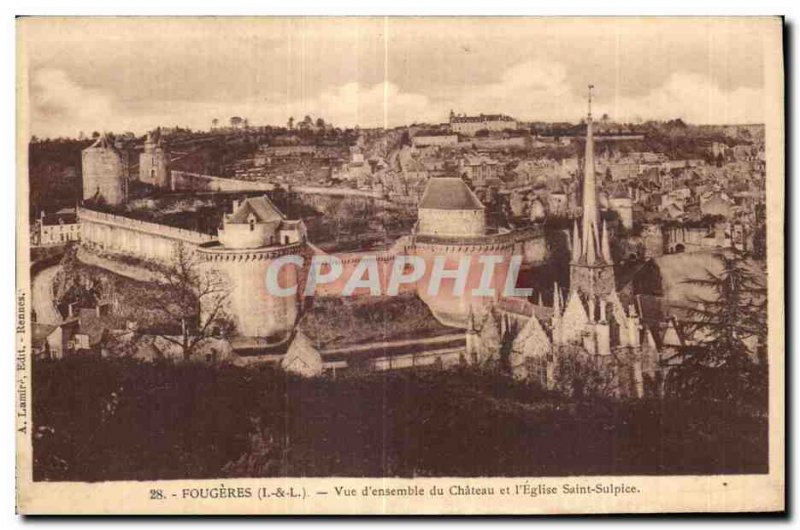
(228, 195, 284, 224)
(419, 177, 484, 211)
(451, 113, 516, 124)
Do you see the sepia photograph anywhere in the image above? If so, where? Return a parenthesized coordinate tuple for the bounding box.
(15, 16, 784, 514)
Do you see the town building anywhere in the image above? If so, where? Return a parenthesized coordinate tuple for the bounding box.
(449, 110, 518, 136)
(459, 155, 502, 188)
(32, 208, 80, 246)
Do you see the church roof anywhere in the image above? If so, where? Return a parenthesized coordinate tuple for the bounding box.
(419, 177, 484, 210)
(228, 195, 284, 224)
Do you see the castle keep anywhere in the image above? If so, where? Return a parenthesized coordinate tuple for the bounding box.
(81, 134, 127, 205)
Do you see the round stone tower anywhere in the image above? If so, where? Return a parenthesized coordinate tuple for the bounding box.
(196, 196, 309, 342)
(416, 177, 486, 238)
(413, 177, 516, 328)
(82, 134, 126, 205)
(139, 131, 170, 188)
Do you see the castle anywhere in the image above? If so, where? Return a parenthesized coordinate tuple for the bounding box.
(73, 109, 674, 395)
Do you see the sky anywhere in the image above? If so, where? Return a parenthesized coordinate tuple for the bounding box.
(19, 17, 771, 138)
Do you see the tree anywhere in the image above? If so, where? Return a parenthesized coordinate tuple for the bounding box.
(287, 117, 294, 130)
(667, 249, 767, 404)
(315, 117, 326, 129)
(128, 243, 235, 361)
(751, 203, 767, 260)
(553, 345, 618, 400)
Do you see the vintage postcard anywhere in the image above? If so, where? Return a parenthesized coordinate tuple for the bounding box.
(15, 17, 784, 514)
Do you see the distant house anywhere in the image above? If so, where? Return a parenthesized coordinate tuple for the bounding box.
(700, 192, 734, 218)
(459, 155, 501, 187)
(32, 320, 79, 359)
(661, 201, 685, 220)
(32, 208, 80, 246)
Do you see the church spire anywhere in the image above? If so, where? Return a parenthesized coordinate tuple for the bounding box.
(569, 85, 616, 299)
(571, 219, 582, 262)
(580, 84, 600, 263)
(553, 281, 562, 315)
(601, 219, 613, 263)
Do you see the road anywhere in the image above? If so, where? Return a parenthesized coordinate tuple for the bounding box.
(31, 265, 62, 325)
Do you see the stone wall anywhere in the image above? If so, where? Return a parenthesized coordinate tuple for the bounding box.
(171, 171, 275, 192)
(78, 208, 216, 263)
(196, 242, 308, 340)
(417, 208, 486, 238)
(171, 171, 383, 199)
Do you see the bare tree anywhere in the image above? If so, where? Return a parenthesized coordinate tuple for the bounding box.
(129, 243, 234, 361)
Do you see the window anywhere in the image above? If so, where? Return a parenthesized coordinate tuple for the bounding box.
(525, 356, 548, 387)
(249, 219, 255, 232)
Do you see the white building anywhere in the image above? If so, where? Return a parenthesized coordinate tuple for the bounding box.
(449, 111, 518, 135)
(33, 209, 80, 246)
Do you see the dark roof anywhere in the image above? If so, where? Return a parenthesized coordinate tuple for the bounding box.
(41, 212, 77, 226)
(228, 196, 284, 224)
(609, 182, 631, 199)
(77, 309, 110, 346)
(419, 177, 484, 210)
